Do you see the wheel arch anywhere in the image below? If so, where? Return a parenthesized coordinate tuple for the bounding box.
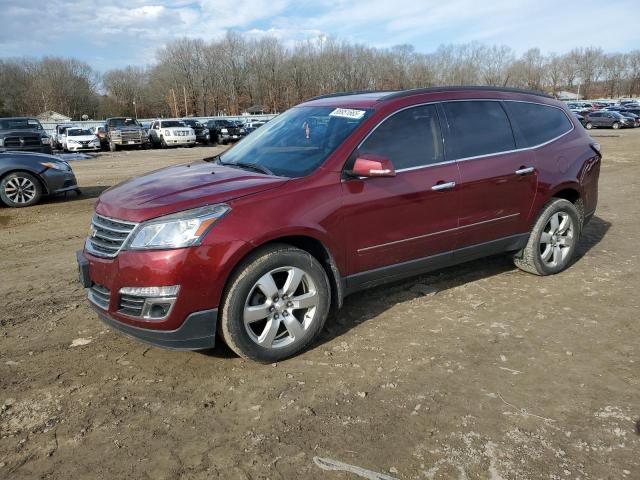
(220, 233, 345, 313)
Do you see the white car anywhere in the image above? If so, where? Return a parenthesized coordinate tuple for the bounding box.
(149, 120, 196, 148)
(61, 127, 101, 152)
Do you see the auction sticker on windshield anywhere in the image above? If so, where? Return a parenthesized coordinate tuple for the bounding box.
(329, 108, 366, 120)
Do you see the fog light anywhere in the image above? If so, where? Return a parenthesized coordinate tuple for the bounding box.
(118, 285, 179, 320)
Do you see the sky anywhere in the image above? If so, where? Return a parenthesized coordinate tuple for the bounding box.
(1, 0, 639, 71)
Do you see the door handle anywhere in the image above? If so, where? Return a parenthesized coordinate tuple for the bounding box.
(431, 181, 456, 191)
(515, 166, 535, 175)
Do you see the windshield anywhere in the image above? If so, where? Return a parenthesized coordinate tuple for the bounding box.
(210, 120, 233, 127)
(219, 106, 371, 178)
(162, 121, 186, 128)
(108, 118, 140, 127)
(0, 118, 43, 130)
(68, 128, 92, 136)
(183, 120, 203, 128)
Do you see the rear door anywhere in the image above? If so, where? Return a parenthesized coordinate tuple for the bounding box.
(341, 104, 460, 275)
(440, 100, 537, 251)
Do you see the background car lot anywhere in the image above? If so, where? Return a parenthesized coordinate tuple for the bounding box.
(0, 132, 638, 478)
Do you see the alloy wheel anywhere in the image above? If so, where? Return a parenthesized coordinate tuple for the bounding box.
(539, 212, 574, 268)
(4, 176, 37, 204)
(243, 266, 319, 349)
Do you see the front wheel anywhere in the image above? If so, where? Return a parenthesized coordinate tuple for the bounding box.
(513, 198, 581, 276)
(109, 140, 118, 152)
(612, 122, 620, 129)
(585, 122, 593, 130)
(220, 245, 331, 362)
(0, 172, 43, 208)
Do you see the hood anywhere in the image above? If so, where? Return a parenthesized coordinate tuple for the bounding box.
(96, 160, 289, 222)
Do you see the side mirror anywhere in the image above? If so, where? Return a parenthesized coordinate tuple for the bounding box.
(351, 154, 396, 178)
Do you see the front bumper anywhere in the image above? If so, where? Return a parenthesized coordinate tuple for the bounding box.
(67, 145, 101, 151)
(164, 136, 196, 145)
(0, 145, 52, 154)
(95, 306, 217, 350)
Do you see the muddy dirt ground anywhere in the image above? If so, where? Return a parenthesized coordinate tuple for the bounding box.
(1, 134, 638, 480)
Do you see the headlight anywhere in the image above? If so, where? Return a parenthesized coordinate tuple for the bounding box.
(164, 129, 171, 136)
(68, 139, 79, 144)
(41, 137, 51, 145)
(221, 128, 228, 133)
(40, 161, 70, 171)
(127, 204, 231, 250)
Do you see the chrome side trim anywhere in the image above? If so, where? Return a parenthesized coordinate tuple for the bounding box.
(357, 213, 520, 253)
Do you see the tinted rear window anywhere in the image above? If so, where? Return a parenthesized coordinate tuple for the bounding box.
(505, 102, 573, 147)
(441, 101, 515, 159)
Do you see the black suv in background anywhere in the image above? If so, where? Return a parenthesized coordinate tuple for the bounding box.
(0, 117, 52, 154)
(205, 119, 243, 144)
(182, 119, 211, 144)
(584, 111, 632, 129)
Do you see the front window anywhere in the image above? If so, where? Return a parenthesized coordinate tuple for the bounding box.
(219, 106, 372, 178)
(68, 128, 92, 136)
(161, 121, 186, 128)
(108, 118, 140, 127)
(0, 118, 43, 130)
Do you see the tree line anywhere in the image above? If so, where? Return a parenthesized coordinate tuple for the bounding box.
(1, 32, 640, 120)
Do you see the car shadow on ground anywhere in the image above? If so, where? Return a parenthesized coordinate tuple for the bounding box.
(38, 185, 110, 205)
(201, 215, 611, 360)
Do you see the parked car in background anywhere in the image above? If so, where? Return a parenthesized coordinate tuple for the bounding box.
(105, 117, 146, 151)
(78, 87, 600, 362)
(53, 124, 76, 149)
(148, 119, 196, 148)
(60, 127, 101, 152)
(243, 120, 266, 134)
(619, 111, 640, 127)
(206, 119, 243, 144)
(0, 117, 52, 154)
(90, 125, 109, 150)
(181, 119, 210, 144)
(584, 111, 631, 129)
(0, 151, 78, 207)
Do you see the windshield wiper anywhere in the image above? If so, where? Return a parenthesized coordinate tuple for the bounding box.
(218, 158, 274, 176)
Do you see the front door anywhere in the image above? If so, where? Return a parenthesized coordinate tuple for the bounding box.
(341, 104, 460, 276)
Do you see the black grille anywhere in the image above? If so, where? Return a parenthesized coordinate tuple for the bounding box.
(118, 295, 145, 317)
(88, 284, 111, 310)
(4, 136, 41, 147)
(86, 214, 137, 258)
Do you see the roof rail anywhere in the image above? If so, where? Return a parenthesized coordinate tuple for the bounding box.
(379, 86, 552, 101)
(306, 90, 394, 101)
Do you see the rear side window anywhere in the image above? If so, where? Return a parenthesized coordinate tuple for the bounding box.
(357, 104, 443, 170)
(441, 101, 515, 159)
(505, 102, 573, 147)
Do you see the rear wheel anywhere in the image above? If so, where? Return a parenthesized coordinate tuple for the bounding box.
(220, 245, 331, 362)
(0, 172, 43, 208)
(513, 198, 581, 276)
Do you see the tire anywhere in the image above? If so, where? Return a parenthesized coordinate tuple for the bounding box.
(109, 140, 118, 152)
(0, 172, 43, 208)
(612, 122, 620, 130)
(513, 198, 581, 276)
(160, 137, 168, 149)
(220, 244, 331, 362)
(585, 122, 593, 130)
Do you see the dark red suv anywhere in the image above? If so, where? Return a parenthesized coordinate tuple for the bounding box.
(77, 87, 601, 362)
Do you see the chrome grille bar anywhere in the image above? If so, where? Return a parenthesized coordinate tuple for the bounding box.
(86, 213, 138, 258)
